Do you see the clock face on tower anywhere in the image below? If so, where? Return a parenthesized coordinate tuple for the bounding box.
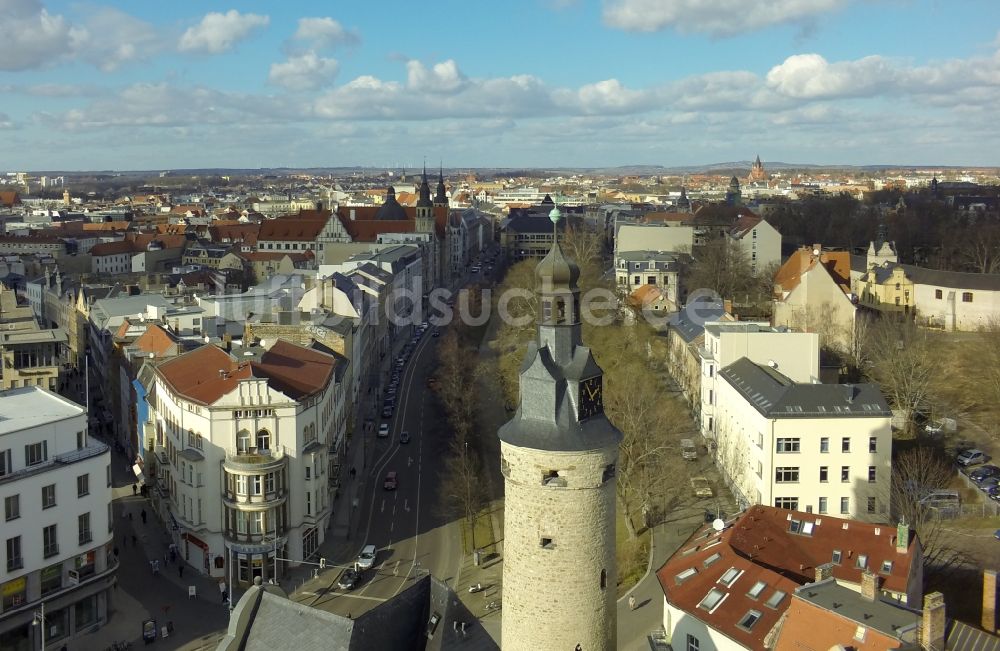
(578, 375, 603, 420)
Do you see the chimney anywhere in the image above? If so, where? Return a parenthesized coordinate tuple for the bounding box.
(984, 569, 998, 633)
(920, 592, 946, 651)
(896, 521, 910, 553)
(723, 298, 733, 315)
(815, 563, 834, 583)
(860, 570, 880, 601)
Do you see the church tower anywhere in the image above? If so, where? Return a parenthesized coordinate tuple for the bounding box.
(434, 164, 448, 209)
(415, 164, 434, 234)
(726, 175, 742, 206)
(499, 206, 622, 651)
(676, 185, 691, 212)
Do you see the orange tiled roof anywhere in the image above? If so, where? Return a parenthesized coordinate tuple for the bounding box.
(133, 324, 177, 358)
(774, 245, 852, 296)
(0, 191, 21, 208)
(258, 212, 329, 242)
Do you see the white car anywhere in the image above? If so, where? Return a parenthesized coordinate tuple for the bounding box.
(357, 544, 377, 570)
(377, 423, 390, 438)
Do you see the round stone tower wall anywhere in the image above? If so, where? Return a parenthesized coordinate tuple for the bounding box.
(500, 441, 618, 651)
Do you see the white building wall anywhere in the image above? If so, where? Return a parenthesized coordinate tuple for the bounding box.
(714, 377, 891, 520)
(616, 224, 695, 255)
(737, 220, 781, 276)
(663, 601, 746, 651)
(912, 282, 1000, 331)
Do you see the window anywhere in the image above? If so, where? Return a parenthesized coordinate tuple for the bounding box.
(869, 436, 877, 453)
(789, 519, 802, 533)
(842, 437, 851, 453)
(77, 473, 89, 497)
(747, 581, 767, 599)
(819, 466, 828, 482)
(305, 491, 312, 516)
(305, 466, 311, 480)
(265, 473, 276, 494)
(774, 497, 798, 510)
(25, 441, 48, 466)
(540, 537, 554, 549)
(252, 475, 262, 495)
(235, 475, 247, 495)
(6, 536, 22, 571)
(841, 466, 850, 482)
(738, 610, 762, 631)
(820, 437, 829, 453)
(856, 553, 868, 569)
(854, 626, 867, 642)
(719, 567, 742, 587)
(0, 449, 10, 477)
(868, 466, 877, 483)
(256, 430, 270, 451)
(776, 438, 800, 453)
(962, 292, 973, 303)
(686, 634, 700, 651)
(841, 497, 851, 514)
(78, 513, 92, 545)
(935, 289, 942, 299)
(703, 552, 722, 567)
(4, 495, 19, 521)
(765, 590, 786, 609)
(819, 497, 828, 514)
(648, 276, 656, 285)
(76, 430, 85, 449)
(43, 524, 59, 558)
(237, 430, 251, 453)
(832, 549, 843, 564)
(775, 467, 799, 483)
(698, 588, 726, 612)
(40, 563, 62, 595)
(42, 483, 56, 509)
(881, 560, 893, 574)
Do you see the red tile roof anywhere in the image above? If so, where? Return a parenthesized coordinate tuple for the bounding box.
(774, 591, 904, 651)
(90, 240, 137, 256)
(657, 506, 919, 650)
(774, 246, 852, 296)
(258, 212, 329, 241)
(730, 214, 763, 238)
(156, 340, 340, 405)
(209, 223, 259, 247)
(332, 204, 448, 242)
(0, 191, 21, 208)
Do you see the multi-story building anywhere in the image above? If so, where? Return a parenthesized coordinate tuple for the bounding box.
(714, 357, 892, 520)
(145, 340, 346, 584)
(772, 245, 857, 353)
(614, 250, 685, 302)
(0, 387, 115, 650)
(699, 322, 819, 438)
(729, 214, 781, 276)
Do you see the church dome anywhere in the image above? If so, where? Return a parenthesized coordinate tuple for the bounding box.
(375, 186, 408, 221)
(536, 208, 579, 287)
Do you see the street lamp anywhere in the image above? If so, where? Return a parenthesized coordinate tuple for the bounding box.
(32, 602, 45, 651)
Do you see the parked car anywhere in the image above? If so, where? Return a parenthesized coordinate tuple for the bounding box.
(432, 330, 441, 338)
(378, 423, 390, 438)
(400, 431, 411, 444)
(357, 544, 377, 570)
(979, 477, 1000, 493)
(969, 465, 1000, 481)
(957, 449, 990, 467)
(337, 568, 360, 590)
(691, 477, 714, 498)
(382, 406, 393, 418)
(383, 471, 398, 490)
(681, 439, 698, 461)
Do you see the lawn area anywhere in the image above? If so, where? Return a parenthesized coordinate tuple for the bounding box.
(460, 506, 498, 555)
(616, 506, 651, 598)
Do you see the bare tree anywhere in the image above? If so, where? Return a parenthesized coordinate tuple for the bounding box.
(862, 316, 936, 436)
(438, 434, 490, 552)
(957, 222, 1000, 274)
(686, 238, 754, 301)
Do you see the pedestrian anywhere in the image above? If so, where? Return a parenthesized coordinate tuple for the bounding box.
(179, 565, 184, 578)
(131, 534, 137, 547)
(128, 512, 133, 521)
(140, 509, 147, 524)
(132, 483, 137, 495)
(628, 595, 637, 611)
(219, 581, 227, 603)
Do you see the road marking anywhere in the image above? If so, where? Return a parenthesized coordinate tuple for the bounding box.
(393, 561, 400, 576)
(390, 521, 394, 532)
(331, 593, 388, 603)
(408, 456, 413, 467)
(380, 499, 385, 514)
(392, 504, 396, 516)
(404, 499, 410, 513)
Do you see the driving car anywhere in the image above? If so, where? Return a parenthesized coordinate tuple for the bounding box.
(691, 477, 714, 498)
(337, 568, 360, 590)
(377, 423, 390, 438)
(357, 544, 377, 570)
(432, 330, 441, 338)
(400, 431, 411, 444)
(383, 471, 398, 490)
(382, 406, 393, 418)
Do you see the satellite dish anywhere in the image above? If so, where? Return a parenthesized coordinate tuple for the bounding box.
(712, 518, 725, 532)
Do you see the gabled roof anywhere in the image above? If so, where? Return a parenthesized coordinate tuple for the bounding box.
(90, 240, 136, 257)
(658, 506, 919, 650)
(774, 246, 852, 296)
(155, 340, 341, 405)
(730, 214, 763, 239)
(209, 223, 260, 247)
(258, 212, 329, 242)
(0, 191, 22, 208)
(132, 324, 178, 358)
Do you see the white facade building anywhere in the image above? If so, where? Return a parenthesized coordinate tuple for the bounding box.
(0, 387, 115, 650)
(714, 358, 892, 520)
(700, 322, 820, 438)
(145, 340, 346, 585)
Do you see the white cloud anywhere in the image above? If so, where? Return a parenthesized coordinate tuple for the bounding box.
(178, 10, 269, 55)
(603, 0, 847, 36)
(765, 53, 896, 99)
(405, 60, 466, 92)
(0, 1, 159, 71)
(268, 52, 340, 91)
(292, 17, 359, 49)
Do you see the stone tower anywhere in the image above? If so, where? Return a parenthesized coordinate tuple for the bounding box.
(726, 175, 742, 206)
(499, 206, 622, 651)
(415, 164, 434, 234)
(434, 164, 448, 209)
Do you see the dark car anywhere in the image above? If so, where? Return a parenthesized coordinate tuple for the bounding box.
(979, 477, 1000, 493)
(338, 568, 360, 590)
(969, 465, 1000, 481)
(381, 406, 393, 418)
(400, 431, 411, 444)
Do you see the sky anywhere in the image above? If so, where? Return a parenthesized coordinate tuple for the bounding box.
(1, 0, 999, 171)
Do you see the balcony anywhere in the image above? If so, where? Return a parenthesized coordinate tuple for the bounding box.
(223, 486, 288, 509)
(223, 446, 287, 473)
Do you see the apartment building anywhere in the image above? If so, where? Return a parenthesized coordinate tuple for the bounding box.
(699, 322, 819, 438)
(145, 340, 346, 585)
(714, 358, 892, 520)
(0, 387, 115, 650)
(614, 250, 685, 302)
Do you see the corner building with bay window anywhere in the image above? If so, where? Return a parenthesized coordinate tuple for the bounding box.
(145, 339, 346, 585)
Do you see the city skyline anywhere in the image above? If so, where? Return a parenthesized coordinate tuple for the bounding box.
(1, 0, 999, 170)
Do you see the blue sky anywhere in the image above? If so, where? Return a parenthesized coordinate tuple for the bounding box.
(1, 0, 999, 170)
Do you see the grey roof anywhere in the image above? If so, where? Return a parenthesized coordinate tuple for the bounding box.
(720, 357, 891, 418)
(944, 619, 1000, 651)
(794, 579, 919, 642)
(704, 322, 786, 336)
(668, 299, 727, 343)
(893, 261, 1000, 291)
